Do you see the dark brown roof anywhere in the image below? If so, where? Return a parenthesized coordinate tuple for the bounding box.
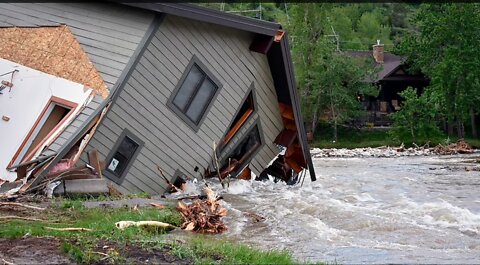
(347, 51, 403, 82)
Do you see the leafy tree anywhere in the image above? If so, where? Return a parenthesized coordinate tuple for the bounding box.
(288, 4, 377, 141)
(288, 3, 330, 135)
(356, 11, 393, 50)
(316, 51, 377, 141)
(397, 3, 480, 138)
(390, 87, 442, 142)
(199, 3, 418, 140)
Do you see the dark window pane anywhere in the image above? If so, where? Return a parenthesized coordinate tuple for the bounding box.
(229, 125, 260, 161)
(117, 136, 138, 158)
(107, 136, 139, 178)
(185, 78, 217, 123)
(173, 65, 204, 111)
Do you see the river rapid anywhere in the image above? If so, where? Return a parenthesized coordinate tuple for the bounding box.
(201, 153, 480, 264)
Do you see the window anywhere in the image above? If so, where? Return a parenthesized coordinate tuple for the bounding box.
(104, 129, 144, 184)
(222, 87, 255, 146)
(9, 97, 76, 167)
(168, 56, 221, 131)
(220, 122, 263, 177)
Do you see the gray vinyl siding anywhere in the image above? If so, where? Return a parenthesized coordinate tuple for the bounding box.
(83, 14, 283, 194)
(159, 15, 284, 177)
(0, 2, 155, 89)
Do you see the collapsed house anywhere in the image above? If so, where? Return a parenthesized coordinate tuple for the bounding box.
(0, 2, 315, 195)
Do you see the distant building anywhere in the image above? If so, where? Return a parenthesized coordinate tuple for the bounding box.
(348, 41, 429, 126)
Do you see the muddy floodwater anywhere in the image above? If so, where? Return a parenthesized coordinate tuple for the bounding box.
(211, 153, 480, 264)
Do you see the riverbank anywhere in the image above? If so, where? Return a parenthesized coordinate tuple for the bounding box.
(0, 195, 300, 264)
(310, 126, 480, 149)
(311, 144, 478, 159)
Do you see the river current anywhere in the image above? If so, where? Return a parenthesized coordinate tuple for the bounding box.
(201, 153, 480, 264)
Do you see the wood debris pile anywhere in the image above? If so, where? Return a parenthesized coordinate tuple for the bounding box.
(176, 187, 227, 234)
(433, 139, 474, 155)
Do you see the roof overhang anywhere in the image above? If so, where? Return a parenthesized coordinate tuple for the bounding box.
(119, 2, 281, 36)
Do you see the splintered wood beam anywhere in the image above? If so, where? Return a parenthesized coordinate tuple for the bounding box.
(88, 149, 103, 178)
(44, 227, 93, 232)
(223, 109, 253, 145)
(0, 202, 46, 211)
(249, 33, 273, 54)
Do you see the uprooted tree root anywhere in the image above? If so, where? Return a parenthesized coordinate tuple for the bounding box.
(433, 139, 474, 155)
(176, 187, 227, 234)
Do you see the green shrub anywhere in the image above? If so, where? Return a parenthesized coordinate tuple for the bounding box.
(389, 87, 444, 142)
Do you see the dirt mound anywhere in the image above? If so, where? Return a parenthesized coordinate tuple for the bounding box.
(122, 244, 192, 265)
(0, 237, 71, 265)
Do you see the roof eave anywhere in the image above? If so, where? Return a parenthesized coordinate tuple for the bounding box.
(278, 35, 316, 181)
(120, 2, 281, 36)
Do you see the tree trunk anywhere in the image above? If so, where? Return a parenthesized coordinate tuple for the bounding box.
(470, 107, 477, 138)
(456, 120, 465, 139)
(333, 119, 338, 142)
(311, 92, 322, 135)
(442, 118, 447, 134)
(410, 122, 416, 143)
(447, 120, 454, 136)
(330, 94, 338, 142)
(311, 109, 318, 136)
(329, 84, 338, 142)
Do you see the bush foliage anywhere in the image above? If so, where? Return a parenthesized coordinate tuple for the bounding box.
(389, 87, 443, 142)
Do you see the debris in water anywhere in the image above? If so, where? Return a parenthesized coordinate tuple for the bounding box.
(244, 211, 265, 223)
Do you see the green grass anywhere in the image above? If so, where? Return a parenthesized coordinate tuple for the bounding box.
(168, 236, 305, 265)
(311, 124, 480, 149)
(0, 201, 182, 240)
(0, 197, 304, 264)
(311, 126, 399, 149)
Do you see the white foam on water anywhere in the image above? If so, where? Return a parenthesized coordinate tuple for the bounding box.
(418, 201, 480, 234)
(225, 179, 254, 195)
(182, 179, 202, 194)
(180, 153, 480, 264)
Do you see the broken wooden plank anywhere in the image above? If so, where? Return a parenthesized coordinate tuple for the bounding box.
(44, 227, 92, 232)
(0, 202, 45, 211)
(0, 216, 46, 222)
(6, 153, 56, 170)
(88, 149, 103, 178)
